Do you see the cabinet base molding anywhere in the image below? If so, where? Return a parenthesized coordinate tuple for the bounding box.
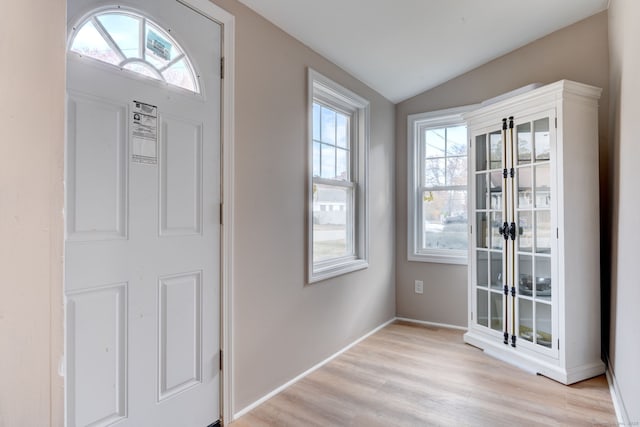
(463, 330, 605, 385)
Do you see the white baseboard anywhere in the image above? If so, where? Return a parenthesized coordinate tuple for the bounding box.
(395, 316, 468, 331)
(232, 317, 396, 421)
(605, 358, 630, 426)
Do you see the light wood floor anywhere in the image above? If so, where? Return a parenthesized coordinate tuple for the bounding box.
(230, 321, 616, 426)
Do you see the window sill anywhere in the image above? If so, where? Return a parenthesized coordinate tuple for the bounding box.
(408, 252, 468, 265)
(309, 258, 369, 283)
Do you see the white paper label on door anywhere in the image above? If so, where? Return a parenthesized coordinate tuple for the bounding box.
(132, 100, 158, 164)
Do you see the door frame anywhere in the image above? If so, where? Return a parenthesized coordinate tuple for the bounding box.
(62, 0, 236, 424)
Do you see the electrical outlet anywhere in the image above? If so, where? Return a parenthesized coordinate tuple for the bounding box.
(414, 280, 424, 294)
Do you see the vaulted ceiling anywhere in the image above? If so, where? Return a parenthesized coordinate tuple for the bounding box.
(237, 0, 609, 103)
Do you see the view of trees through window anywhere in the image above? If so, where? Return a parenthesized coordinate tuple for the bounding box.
(421, 125, 468, 250)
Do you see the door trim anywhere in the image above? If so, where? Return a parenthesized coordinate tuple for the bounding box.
(177, 0, 236, 423)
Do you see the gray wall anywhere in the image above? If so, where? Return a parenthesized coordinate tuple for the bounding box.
(607, 0, 640, 421)
(212, 0, 396, 413)
(395, 12, 610, 328)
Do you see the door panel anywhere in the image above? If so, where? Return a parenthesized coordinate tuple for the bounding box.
(471, 126, 505, 338)
(66, 94, 128, 241)
(158, 271, 202, 400)
(66, 284, 127, 427)
(159, 115, 203, 236)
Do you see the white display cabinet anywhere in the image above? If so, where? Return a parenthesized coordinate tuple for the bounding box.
(463, 80, 604, 384)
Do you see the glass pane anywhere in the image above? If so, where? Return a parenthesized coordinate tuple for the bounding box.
(476, 134, 487, 171)
(490, 211, 503, 250)
(424, 158, 445, 187)
(489, 131, 502, 170)
(145, 23, 180, 68)
(535, 164, 551, 208)
(312, 142, 320, 177)
(519, 299, 534, 342)
(477, 289, 488, 327)
(476, 174, 487, 210)
(312, 103, 321, 141)
(336, 113, 348, 148)
(518, 211, 533, 252)
(320, 106, 336, 144)
(476, 251, 488, 287)
(534, 118, 550, 161)
(445, 156, 467, 185)
(320, 144, 335, 179)
(535, 211, 552, 254)
(123, 62, 161, 80)
(489, 171, 502, 210)
(71, 20, 122, 65)
(476, 213, 488, 249)
(162, 58, 196, 92)
(536, 302, 552, 348)
(517, 167, 533, 209)
(518, 255, 533, 296)
(535, 256, 552, 300)
(447, 156, 467, 187)
(517, 122, 532, 164)
(489, 251, 503, 290)
(425, 128, 446, 158)
(97, 13, 141, 58)
(490, 292, 503, 331)
(336, 148, 349, 181)
(312, 185, 351, 261)
(422, 190, 467, 250)
(447, 126, 467, 155)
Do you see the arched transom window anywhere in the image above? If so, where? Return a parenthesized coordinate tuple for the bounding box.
(69, 9, 200, 93)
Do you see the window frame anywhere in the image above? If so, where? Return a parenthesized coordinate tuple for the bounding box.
(308, 69, 369, 283)
(68, 8, 200, 94)
(407, 105, 477, 264)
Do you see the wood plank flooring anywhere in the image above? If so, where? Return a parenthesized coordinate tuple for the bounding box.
(229, 321, 616, 426)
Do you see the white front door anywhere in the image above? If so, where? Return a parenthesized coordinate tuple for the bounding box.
(64, 1, 221, 426)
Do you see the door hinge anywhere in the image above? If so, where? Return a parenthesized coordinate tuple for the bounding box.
(219, 349, 223, 371)
(558, 339, 560, 350)
(556, 228, 559, 239)
(555, 117, 557, 128)
(220, 203, 223, 225)
(471, 311, 474, 321)
(220, 57, 224, 79)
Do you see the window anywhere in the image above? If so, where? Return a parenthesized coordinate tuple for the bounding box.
(308, 69, 369, 282)
(408, 106, 476, 264)
(68, 9, 199, 93)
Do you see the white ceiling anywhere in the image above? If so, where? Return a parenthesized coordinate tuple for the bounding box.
(237, 0, 609, 103)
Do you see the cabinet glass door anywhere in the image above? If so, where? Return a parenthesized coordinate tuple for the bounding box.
(473, 129, 504, 332)
(514, 116, 555, 351)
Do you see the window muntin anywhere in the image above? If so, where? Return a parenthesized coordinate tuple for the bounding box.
(69, 10, 199, 93)
(408, 106, 476, 264)
(309, 69, 369, 282)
